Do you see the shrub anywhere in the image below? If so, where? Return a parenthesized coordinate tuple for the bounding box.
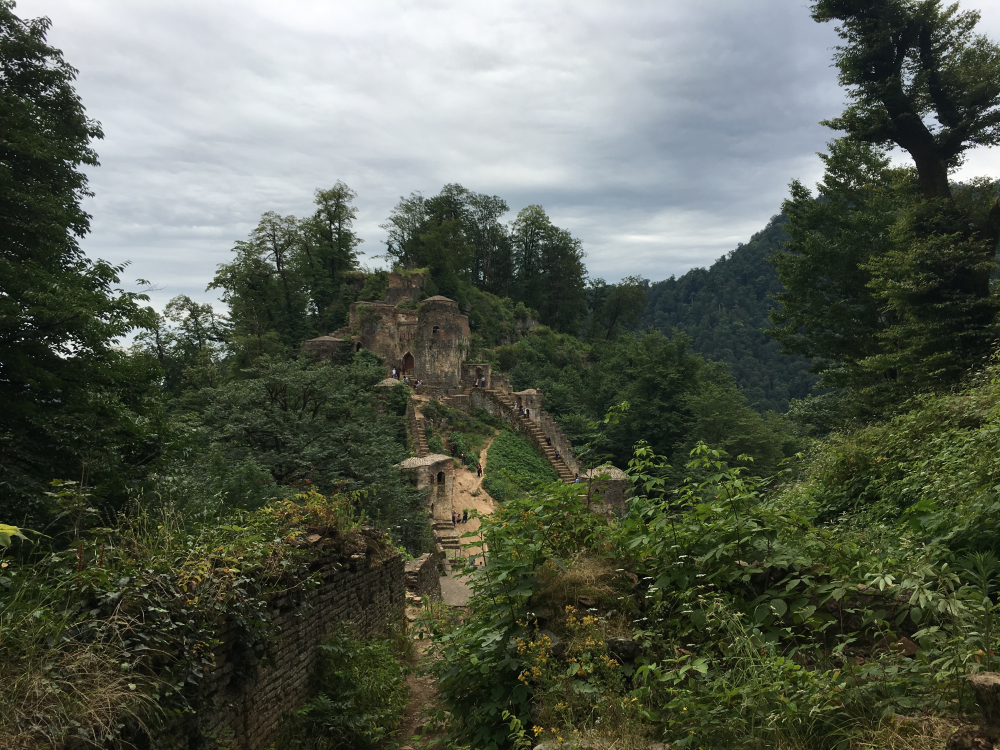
(273, 628, 408, 750)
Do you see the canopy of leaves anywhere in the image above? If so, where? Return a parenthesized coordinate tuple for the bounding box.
(0, 3, 163, 528)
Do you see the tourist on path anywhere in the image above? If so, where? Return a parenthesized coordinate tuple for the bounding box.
(477, 462, 483, 478)
(462, 509, 468, 523)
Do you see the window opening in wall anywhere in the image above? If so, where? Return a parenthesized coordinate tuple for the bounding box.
(437, 471, 445, 484)
(432, 325, 440, 334)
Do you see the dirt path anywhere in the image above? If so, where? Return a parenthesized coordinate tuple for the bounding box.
(396, 435, 499, 745)
(451, 433, 496, 562)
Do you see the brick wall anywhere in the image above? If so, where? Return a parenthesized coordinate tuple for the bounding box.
(163, 539, 405, 750)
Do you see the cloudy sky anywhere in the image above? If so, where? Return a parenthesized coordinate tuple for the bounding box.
(16, 0, 1000, 310)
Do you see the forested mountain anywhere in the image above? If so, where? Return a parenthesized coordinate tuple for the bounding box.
(641, 215, 818, 413)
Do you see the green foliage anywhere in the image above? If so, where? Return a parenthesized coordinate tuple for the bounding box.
(0, 490, 379, 748)
(381, 186, 588, 333)
(209, 183, 364, 354)
(424, 482, 612, 749)
(0, 2, 165, 529)
(274, 627, 408, 750)
(499, 328, 796, 478)
(773, 138, 1000, 416)
(586, 275, 648, 341)
(160, 353, 431, 552)
(421, 399, 499, 467)
(811, 0, 1000, 201)
(482, 430, 557, 502)
(771, 1, 1000, 420)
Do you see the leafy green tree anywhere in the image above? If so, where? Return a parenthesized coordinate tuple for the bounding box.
(0, 2, 163, 525)
(587, 275, 648, 340)
(770, 140, 901, 393)
(210, 211, 312, 353)
(813, 0, 1000, 203)
(135, 295, 228, 394)
(183, 352, 431, 551)
(299, 182, 364, 332)
(511, 205, 587, 333)
(465, 191, 514, 296)
(770, 0, 1000, 411)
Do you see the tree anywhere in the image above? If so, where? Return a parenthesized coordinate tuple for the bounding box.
(813, 0, 1000, 202)
(300, 182, 364, 332)
(588, 275, 648, 340)
(769, 139, 901, 391)
(210, 211, 312, 353)
(0, 2, 162, 524)
(134, 295, 228, 394)
(511, 205, 588, 332)
(768, 0, 1000, 410)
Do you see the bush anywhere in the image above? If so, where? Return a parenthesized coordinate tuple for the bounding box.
(273, 627, 408, 750)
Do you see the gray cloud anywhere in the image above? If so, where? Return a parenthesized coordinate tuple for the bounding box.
(15, 0, 1000, 310)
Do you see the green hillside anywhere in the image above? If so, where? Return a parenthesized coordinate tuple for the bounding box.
(641, 215, 818, 413)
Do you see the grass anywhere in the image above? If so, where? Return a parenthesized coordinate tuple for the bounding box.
(482, 429, 558, 502)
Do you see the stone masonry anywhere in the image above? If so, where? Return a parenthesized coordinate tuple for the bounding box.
(161, 535, 404, 750)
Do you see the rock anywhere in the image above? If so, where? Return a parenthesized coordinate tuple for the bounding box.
(887, 635, 919, 657)
(578, 596, 596, 608)
(648, 744, 670, 750)
(946, 724, 993, 749)
(607, 636, 641, 662)
(534, 742, 598, 750)
(305, 533, 321, 545)
(541, 629, 567, 657)
(969, 672, 1000, 740)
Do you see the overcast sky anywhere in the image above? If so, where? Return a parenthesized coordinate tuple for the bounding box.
(16, 0, 1000, 311)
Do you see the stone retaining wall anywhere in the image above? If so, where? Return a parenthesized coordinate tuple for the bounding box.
(165, 543, 405, 750)
(405, 552, 443, 599)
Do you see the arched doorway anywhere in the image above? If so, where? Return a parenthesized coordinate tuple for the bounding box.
(355, 342, 363, 352)
(403, 352, 415, 372)
(437, 471, 445, 484)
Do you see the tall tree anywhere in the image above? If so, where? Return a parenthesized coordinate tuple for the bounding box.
(511, 205, 588, 333)
(770, 0, 1000, 410)
(588, 275, 648, 340)
(210, 211, 311, 353)
(813, 0, 1000, 202)
(0, 2, 162, 524)
(464, 192, 513, 296)
(299, 182, 364, 332)
(769, 139, 901, 391)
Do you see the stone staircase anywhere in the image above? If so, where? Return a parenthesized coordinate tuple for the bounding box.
(485, 389, 576, 483)
(407, 401, 430, 457)
(433, 521, 461, 553)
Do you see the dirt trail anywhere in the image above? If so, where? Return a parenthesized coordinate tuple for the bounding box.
(396, 435, 499, 744)
(451, 433, 496, 562)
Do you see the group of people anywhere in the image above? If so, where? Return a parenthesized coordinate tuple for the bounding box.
(451, 446, 484, 477)
(473, 376, 485, 388)
(452, 508, 469, 524)
(389, 366, 422, 389)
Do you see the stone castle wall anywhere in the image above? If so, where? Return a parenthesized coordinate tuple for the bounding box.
(405, 552, 443, 599)
(163, 541, 404, 750)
